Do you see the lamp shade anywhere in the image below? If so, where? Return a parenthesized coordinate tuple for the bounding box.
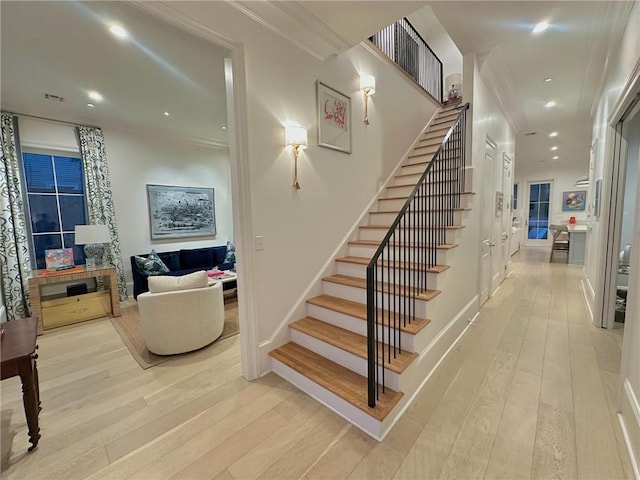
(360, 74, 376, 94)
(285, 125, 308, 149)
(445, 73, 462, 89)
(74, 224, 110, 244)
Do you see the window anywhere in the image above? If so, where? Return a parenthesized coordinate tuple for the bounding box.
(22, 152, 87, 269)
(528, 182, 551, 240)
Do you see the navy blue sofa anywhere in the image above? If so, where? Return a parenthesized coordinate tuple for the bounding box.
(131, 246, 235, 299)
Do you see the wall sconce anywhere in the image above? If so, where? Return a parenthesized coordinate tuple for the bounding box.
(285, 125, 308, 190)
(360, 74, 376, 125)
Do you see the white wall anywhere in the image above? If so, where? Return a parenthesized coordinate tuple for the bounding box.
(17, 117, 233, 295)
(104, 128, 233, 288)
(156, 3, 441, 354)
(587, 1, 640, 474)
(514, 164, 590, 227)
(621, 120, 639, 248)
(466, 54, 516, 296)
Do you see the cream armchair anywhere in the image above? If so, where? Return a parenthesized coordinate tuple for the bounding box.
(137, 274, 224, 355)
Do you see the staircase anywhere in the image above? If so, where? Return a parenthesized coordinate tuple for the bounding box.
(269, 104, 472, 439)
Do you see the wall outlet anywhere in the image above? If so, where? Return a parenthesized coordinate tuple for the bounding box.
(255, 236, 264, 251)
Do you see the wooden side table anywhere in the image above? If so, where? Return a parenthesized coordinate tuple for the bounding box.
(28, 265, 121, 333)
(0, 316, 41, 451)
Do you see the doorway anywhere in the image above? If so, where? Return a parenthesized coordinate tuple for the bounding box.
(525, 181, 553, 246)
(479, 138, 497, 305)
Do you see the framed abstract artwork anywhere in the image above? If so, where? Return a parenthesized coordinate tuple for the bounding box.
(562, 190, 587, 211)
(317, 80, 352, 153)
(147, 184, 216, 239)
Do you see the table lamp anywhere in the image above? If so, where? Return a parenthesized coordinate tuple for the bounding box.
(74, 224, 110, 266)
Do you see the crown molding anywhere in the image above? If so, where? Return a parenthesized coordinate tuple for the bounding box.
(226, 1, 352, 61)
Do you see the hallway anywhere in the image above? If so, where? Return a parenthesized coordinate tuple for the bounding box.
(0, 249, 633, 479)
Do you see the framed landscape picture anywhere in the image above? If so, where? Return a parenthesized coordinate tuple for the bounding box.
(317, 80, 352, 154)
(147, 184, 216, 239)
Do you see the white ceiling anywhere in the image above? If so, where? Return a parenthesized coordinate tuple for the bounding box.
(1, 1, 230, 147)
(2, 1, 633, 171)
(427, 1, 634, 172)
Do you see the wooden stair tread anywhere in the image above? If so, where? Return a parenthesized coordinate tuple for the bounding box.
(395, 168, 461, 178)
(387, 180, 461, 189)
(307, 294, 431, 334)
(290, 317, 417, 374)
(381, 192, 475, 201)
(269, 343, 402, 421)
(371, 208, 469, 214)
(323, 274, 441, 301)
(336, 256, 450, 273)
(349, 240, 458, 250)
(360, 224, 465, 230)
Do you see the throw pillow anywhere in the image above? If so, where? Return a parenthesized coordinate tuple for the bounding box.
(224, 241, 236, 263)
(134, 249, 170, 275)
(148, 270, 208, 293)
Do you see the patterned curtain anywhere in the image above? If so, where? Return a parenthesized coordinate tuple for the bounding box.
(77, 126, 128, 301)
(0, 113, 31, 320)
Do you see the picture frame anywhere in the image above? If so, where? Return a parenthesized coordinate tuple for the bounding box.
(147, 184, 216, 239)
(317, 80, 352, 154)
(594, 179, 602, 217)
(562, 190, 587, 211)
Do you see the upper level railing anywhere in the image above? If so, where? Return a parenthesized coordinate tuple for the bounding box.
(369, 18, 444, 103)
(366, 104, 469, 408)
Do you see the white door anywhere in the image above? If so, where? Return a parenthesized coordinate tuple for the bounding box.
(525, 181, 553, 246)
(479, 139, 496, 305)
(500, 154, 513, 276)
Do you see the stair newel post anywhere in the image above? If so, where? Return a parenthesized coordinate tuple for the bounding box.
(366, 262, 376, 408)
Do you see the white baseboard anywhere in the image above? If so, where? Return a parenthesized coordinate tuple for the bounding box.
(619, 379, 640, 479)
(580, 278, 594, 323)
(0, 305, 6, 323)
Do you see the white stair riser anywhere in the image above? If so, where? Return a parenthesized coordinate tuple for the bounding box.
(270, 359, 384, 439)
(322, 281, 430, 318)
(392, 169, 466, 188)
(388, 176, 472, 195)
(359, 227, 460, 244)
(400, 162, 462, 176)
(348, 244, 450, 265)
(289, 329, 402, 391)
(379, 195, 472, 210)
(370, 210, 463, 226)
(335, 261, 443, 289)
(306, 304, 416, 352)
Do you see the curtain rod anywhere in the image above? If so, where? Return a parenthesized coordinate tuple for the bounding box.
(3, 111, 101, 130)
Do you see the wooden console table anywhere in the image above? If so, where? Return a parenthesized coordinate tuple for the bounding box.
(28, 265, 121, 333)
(0, 316, 41, 451)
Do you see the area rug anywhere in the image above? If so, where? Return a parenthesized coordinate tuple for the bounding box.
(110, 295, 239, 369)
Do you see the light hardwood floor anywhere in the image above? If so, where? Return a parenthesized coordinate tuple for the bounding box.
(0, 248, 633, 479)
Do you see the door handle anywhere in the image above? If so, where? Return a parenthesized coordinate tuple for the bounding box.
(489, 242, 496, 247)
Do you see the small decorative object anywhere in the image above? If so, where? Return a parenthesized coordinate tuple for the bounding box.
(562, 190, 587, 211)
(147, 184, 216, 239)
(569, 216, 576, 224)
(284, 125, 308, 189)
(224, 241, 236, 263)
(44, 248, 75, 270)
(444, 73, 462, 105)
(594, 178, 602, 217)
(495, 191, 504, 216)
(359, 74, 376, 125)
(75, 224, 110, 266)
(317, 80, 352, 154)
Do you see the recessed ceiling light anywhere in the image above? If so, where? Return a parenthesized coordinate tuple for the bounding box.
(221, 126, 227, 130)
(545, 101, 556, 108)
(163, 111, 170, 117)
(552, 156, 559, 160)
(87, 103, 95, 108)
(109, 25, 128, 39)
(533, 21, 550, 34)
(551, 146, 558, 151)
(549, 131, 558, 137)
(544, 77, 553, 83)
(88, 91, 103, 102)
